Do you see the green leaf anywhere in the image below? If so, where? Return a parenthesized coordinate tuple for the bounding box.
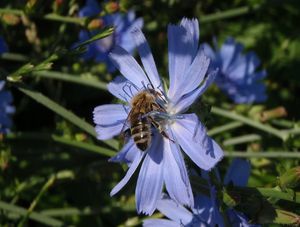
(17, 85, 118, 150)
(31, 71, 107, 90)
(7, 63, 34, 82)
(7, 53, 59, 82)
(74, 27, 114, 50)
(0, 200, 63, 226)
(278, 167, 300, 190)
(6, 132, 116, 157)
(223, 134, 261, 146)
(211, 106, 288, 141)
(200, 4, 261, 23)
(224, 151, 300, 159)
(272, 209, 300, 225)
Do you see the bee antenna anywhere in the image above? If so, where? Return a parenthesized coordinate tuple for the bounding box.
(144, 73, 155, 90)
(147, 83, 153, 90)
(122, 83, 133, 99)
(129, 82, 140, 93)
(141, 81, 147, 90)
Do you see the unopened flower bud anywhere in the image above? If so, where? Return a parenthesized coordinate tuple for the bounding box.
(260, 106, 287, 122)
(1, 14, 20, 25)
(105, 2, 120, 13)
(88, 18, 104, 30)
(278, 167, 300, 190)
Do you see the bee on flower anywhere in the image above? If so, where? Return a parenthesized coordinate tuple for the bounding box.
(93, 18, 224, 215)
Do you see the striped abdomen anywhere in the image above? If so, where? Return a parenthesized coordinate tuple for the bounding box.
(130, 116, 151, 151)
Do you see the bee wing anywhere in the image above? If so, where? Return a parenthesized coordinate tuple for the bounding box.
(119, 108, 132, 136)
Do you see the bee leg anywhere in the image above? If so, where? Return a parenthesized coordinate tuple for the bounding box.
(160, 130, 175, 143)
(150, 117, 175, 143)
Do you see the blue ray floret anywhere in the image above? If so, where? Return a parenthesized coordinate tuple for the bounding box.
(202, 37, 267, 104)
(0, 37, 15, 133)
(93, 18, 224, 215)
(144, 159, 260, 227)
(77, 0, 143, 72)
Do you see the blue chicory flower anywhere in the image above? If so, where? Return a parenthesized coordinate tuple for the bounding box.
(202, 37, 267, 104)
(144, 159, 260, 227)
(77, 0, 143, 72)
(93, 18, 224, 215)
(0, 37, 15, 133)
(0, 36, 8, 53)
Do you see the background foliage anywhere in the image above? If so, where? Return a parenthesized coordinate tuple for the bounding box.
(1, 0, 300, 226)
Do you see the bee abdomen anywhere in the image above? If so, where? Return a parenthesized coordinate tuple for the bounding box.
(131, 122, 151, 151)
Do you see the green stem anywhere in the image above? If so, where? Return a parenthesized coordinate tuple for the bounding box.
(43, 13, 85, 25)
(18, 177, 56, 227)
(270, 119, 296, 128)
(17, 171, 73, 227)
(31, 71, 107, 90)
(6, 132, 116, 157)
(0, 8, 85, 25)
(256, 188, 300, 203)
(211, 106, 288, 141)
(282, 128, 300, 136)
(201, 4, 261, 23)
(0, 200, 63, 226)
(17, 85, 118, 150)
(0, 53, 29, 62)
(223, 134, 261, 146)
(224, 151, 300, 158)
(208, 121, 243, 136)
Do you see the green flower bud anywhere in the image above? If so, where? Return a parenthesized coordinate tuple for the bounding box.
(278, 167, 300, 190)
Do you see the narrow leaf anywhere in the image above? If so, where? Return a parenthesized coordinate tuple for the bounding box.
(17, 85, 118, 149)
(0, 200, 63, 226)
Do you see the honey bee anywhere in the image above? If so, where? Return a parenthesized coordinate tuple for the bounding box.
(122, 88, 173, 151)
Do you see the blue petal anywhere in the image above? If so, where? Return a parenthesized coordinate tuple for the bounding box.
(132, 29, 162, 90)
(167, 24, 194, 100)
(0, 36, 8, 53)
(78, 0, 101, 17)
(136, 135, 164, 215)
(201, 43, 217, 63)
(194, 187, 225, 226)
(0, 90, 13, 104)
(245, 52, 260, 75)
(109, 46, 150, 89)
(110, 150, 144, 196)
(95, 124, 124, 140)
(227, 209, 259, 227)
(156, 196, 193, 225)
(114, 10, 144, 53)
(143, 219, 180, 227)
(193, 195, 215, 225)
(180, 18, 199, 56)
(173, 51, 210, 102)
(252, 70, 267, 81)
(107, 76, 139, 102)
(163, 139, 194, 207)
(227, 55, 247, 82)
(93, 104, 129, 126)
(224, 158, 251, 187)
(109, 139, 136, 164)
(93, 104, 129, 140)
(171, 114, 223, 170)
(173, 70, 217, 113)
(119, 17, 144, 53)
(220, 37, 244, 72)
